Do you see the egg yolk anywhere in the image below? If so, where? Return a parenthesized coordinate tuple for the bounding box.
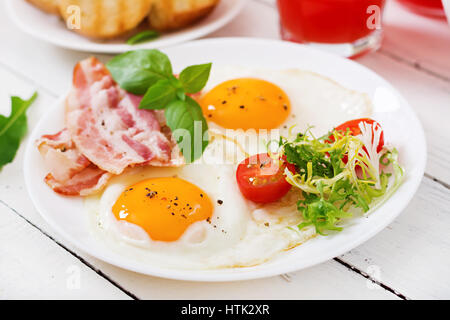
(199, 78, 291, 130)
(112, 177, 213, 242)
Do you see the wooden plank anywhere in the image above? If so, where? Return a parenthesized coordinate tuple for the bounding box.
(382, 0, 450, 80)
(340, 176, 450, 300)
(76, 257, 399, 300)
(209, 0, 279, 39)
(0, 204, 131, 300)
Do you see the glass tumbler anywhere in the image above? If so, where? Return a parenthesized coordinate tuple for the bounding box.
(277, 0, 387, 58)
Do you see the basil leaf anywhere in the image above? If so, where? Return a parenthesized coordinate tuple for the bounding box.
(176, 89, 186, 101)
(0, 92, 38, 169)
(179, 63, 212, 93)
(106, 49, 173, 95)
(127, 30, 160, 45)
(139, 79, 177, 110)
(165, 96, 209, 163)
(106, 49, 212, 162)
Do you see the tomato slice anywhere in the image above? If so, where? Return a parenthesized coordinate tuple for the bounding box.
(334, 118, 384, 153)
(236, 153, 296, 203)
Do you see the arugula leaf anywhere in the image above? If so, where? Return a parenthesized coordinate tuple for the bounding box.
(165, 96, 209, 163)
(179, 63, 212, 94)
(106, 49, 173, 95)
(127, 30, 159, 45)
(0, 92, 38, 169)
(140, 79, 178, 110)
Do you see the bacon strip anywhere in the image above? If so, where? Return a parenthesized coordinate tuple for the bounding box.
(65, 57, 183, 175)
(38, 57, 184, 196)
(37, 129, 112, 196)
(44, 165, 111, 197)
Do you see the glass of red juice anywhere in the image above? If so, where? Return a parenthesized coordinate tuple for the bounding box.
(277, 0, 386, 58)
(397, 0, 446, 18)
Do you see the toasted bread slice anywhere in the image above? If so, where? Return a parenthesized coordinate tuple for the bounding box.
(58, 0, 153, 39)
(26, 0, 60, 14)
(148, 0, 220, 32)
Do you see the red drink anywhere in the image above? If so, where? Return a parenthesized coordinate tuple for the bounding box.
(397, 0, 446, 18)
(277, 0, 386, 58)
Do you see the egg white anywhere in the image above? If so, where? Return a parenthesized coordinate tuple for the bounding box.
(86, 135, 316, 269)
(204, 66, 373, 136)
(86, 66, 373, 270)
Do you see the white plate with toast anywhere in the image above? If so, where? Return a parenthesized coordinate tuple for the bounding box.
(6, 0, 246, 53)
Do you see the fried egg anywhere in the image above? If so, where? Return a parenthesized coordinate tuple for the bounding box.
(87, 135, 315, 269)
(112, 177, 213, 242)
(201, 66, 372, 135)
(200, 78, 291, 130)
(87, 66, 373, 270)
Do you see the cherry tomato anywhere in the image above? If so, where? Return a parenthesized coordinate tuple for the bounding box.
(236, 153, 296, 203)
(328, 118, 384, 164)
(334, 118, 384, 152)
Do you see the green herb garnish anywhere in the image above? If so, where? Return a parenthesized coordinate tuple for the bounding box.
(106, 49, 211, 163)
(281, 125, 403, 235)
(107, 50, 173, 95)
(165, 97, 209, 163)
(0, 92, 38, 170)
(127, 30, 160, 45)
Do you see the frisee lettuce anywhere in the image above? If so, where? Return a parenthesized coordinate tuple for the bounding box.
(280, 124, 404, 235)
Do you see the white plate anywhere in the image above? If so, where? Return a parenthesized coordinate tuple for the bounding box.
(6, 0, 246, 53)
(24, 38, 426, 281)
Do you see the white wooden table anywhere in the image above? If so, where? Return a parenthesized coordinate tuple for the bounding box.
(1, 0, 449, 300)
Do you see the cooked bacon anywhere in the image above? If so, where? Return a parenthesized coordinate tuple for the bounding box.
(37, 57, 184, 196)
(65, 57, 183, 175)
(44, 165, 111, 196)
(37, 129, 112, 196)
